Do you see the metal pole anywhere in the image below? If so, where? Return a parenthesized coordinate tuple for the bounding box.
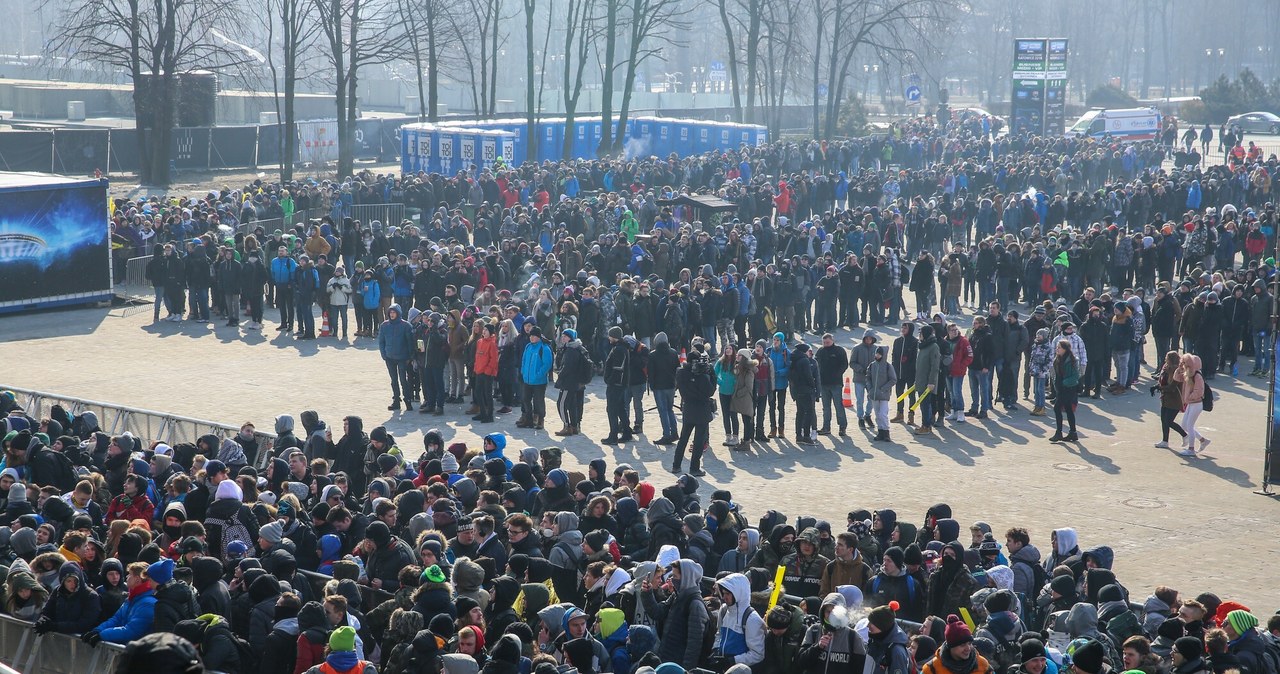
(1259, 236, 1280, 495)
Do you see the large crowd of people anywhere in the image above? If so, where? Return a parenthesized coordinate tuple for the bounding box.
(113, 115, 1276, 454)
(1, 395, 1278, 674)
(9, 114, 1269, 673)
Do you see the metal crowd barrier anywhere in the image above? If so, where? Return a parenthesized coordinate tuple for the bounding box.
(123, 255, 153, 289)
(8, 385, 277, 471)
(348, 203, 407, 227)
(0, 614, 127, 674)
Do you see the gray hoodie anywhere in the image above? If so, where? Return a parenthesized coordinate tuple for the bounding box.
(849, 331, 879, 383)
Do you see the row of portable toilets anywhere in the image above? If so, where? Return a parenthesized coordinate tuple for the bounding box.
(400, 116, 768, 174)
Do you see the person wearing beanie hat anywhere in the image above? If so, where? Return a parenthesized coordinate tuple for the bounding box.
(601, 325, 632, 445)
(1220, 609, 1268, 674)
(1070, 639, 1107, 674)
(865, 602, 911, 674)
(363, 520, 416, 591)
(147, 557, 175, 585)
(258, 520, 285, 549)
(1171, 636, 1206, 671)
(441, 452, 460, 473)
(1019, 638, 1047, 669)
(490, 633, 523, 669)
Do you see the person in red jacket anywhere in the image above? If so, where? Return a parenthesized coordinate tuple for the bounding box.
(473, 322, 499, 423)
(945, 323, 974, 423)
(105, 475, 156, 525)
(773, 181, 792, 220)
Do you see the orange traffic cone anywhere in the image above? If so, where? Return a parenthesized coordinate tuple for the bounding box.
(842, 376, 854, 408)
(679, 348, 687, 365)
(319, 311, 331, 337)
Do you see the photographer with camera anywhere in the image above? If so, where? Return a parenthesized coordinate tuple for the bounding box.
(672, 341, 717, 476)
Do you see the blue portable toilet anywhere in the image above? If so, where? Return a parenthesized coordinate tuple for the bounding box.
(400, 123, 423, 173)
(673, 120, 694, 157)
(717, 125, 733, 153)
(570, 119, 590, 158)
(538, 119, 564, 162)
(693, 121, 713, 155)
(437, 130, 462, 175)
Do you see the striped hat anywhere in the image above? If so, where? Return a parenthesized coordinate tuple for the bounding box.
(1225, 609, 1258, 635)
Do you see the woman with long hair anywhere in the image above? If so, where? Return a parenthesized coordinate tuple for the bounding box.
(496, 318, 520, 414)
(1152, 351, 1189, 450)
(1173, 353, 1209, 456)
(1050, 338, 1080, 442)
(714, 345, 740, 446)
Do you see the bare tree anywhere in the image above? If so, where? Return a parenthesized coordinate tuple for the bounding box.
(313, 0, 410, 177)
(398, 0, 454, 121)
(760, 0, 803, 136)
(611, 0, 689, 154)
(45, 0, 248, 185)
(595, 0, 620, 156)
(267, 0, 317, 183)
(561, 0, 594, 160)
(524, 0, 538, 160)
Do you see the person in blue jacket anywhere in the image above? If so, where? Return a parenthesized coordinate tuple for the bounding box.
(379, 303, 416, 411)
(482, 433, 513, 478)
(519, 326, 554, 428)
(356, 268, 381, 337)
(82, 559, 160, 646)
(766, 332, 791, 438)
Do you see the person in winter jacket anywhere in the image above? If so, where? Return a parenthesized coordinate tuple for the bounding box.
(788, 343, 820, 445)
(673, 346, 717, 475)
(35, 561, 101, 635)
(708, 573, 766, 669)
(83, 560, 156, 646)
(849, 330, 879, 428)
(922, 616, 993, 674)
(327, 266, 354, 340)
(640, 559, 708, 669)
(798, 592, 870, 674)
(866, 604, 914, 674)
(300, 625, 378, 674)
(380, 303, 416, 411)
(866, 345, 897, 441)
(173, 613, 242, 673)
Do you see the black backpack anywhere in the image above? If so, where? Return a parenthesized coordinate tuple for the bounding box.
(1198, 371, 1214, 411)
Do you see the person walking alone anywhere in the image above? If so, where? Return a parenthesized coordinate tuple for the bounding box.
(1050, 339, 1080, 443)
(518, 326, 553, 430)
(1173, 353, 1209, 456)
(379, 304, 415, 411)
(673, 345, 717, 476)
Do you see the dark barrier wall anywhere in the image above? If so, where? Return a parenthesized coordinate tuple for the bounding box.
(0, 131, 54, 172)
(108, 129, 142, 173)
(0, 180, 111, 306)
(379, 116, 417, 162)
(209, 126, 258, 168)
(257, 124, 284, 166)
(354, 118, 384, 160)
(53, 129, 109, 174)
(0, 117, 422, 176)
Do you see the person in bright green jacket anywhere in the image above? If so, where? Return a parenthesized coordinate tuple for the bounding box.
(620, 210, 639, 243)
(281, 190, 295, 223)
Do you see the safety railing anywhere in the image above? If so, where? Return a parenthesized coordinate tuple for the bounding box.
(123, 255, 153, 289)
(349, 203, 407, 227)
(0, 614, 127, 674)
(9, 385, 277, 471)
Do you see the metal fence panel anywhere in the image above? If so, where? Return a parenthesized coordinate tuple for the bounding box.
(171, 127, 211, 169)
(124, 255, 153, 288)
(210, 126, 259, 168)
(108, 129, 142, 173)
(349, 203, 406, 227)
(10, 385, 276, 470)
(0, 614, 127, 674)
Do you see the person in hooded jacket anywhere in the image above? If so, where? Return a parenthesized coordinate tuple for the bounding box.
(673, 345, 717, 475)
(173, 613, 242, 673)
(485, 575, 521, 646)
(149, 558, 198, 632)
(866, 546, 925, 622)
(866, 603, 913, 674)
(641, 558, 709, 669)
(191, 555, 230, 617)
(35, 560, 101, 635)
(781, 527, 830, 599)
(708, 573, 766, 670)
(799, 592, 870, 674)
(259, 594, 303, 674)
(205, 479, 260, 562)
(928, 542, 978, 620)
(294, 600, 330, 674)
(95, 557, 127, 622)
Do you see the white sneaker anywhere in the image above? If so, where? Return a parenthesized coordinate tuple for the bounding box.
(1198, 437, 1211, 452)
(954, 412, 966, 423)
(1179, 448, 1197, 457)
(1153, 441, 1170, 449)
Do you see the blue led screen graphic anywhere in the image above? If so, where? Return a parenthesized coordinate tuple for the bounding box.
(0, 182, 110, 304)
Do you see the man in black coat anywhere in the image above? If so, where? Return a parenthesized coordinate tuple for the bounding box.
(816, 333, 850, 435)
(601, 326, 633, 444)
(215, 246, 242, 327)
(184, 239, 212, 323)
(673, 345, 717, 476)
(789, 343, 821, 444)
(890, 323, 919, 424)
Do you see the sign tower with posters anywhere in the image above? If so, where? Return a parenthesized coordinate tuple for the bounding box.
(1010, 38, 1068, 136)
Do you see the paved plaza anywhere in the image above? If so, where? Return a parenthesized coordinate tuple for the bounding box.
(4, 302, 1279, 609)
